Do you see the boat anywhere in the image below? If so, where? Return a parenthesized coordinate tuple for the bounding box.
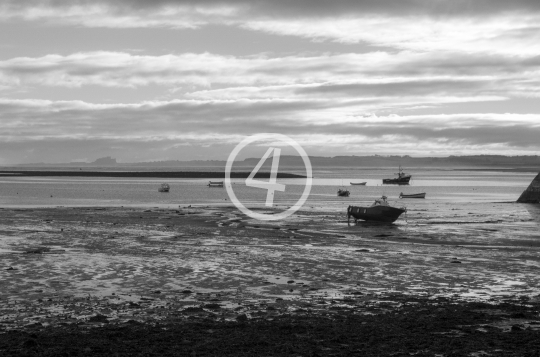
(347, 196, 406, 223)
(208, 181, 224, 187)
(158, 183, 170, 192)
(382, 166, 411, 184)
(350, 182, 367, 186)
(338, 188, 350, 197)
(399, 192, 426, 199)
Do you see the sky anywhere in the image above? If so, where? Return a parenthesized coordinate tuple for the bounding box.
(1, 0, 540, 164)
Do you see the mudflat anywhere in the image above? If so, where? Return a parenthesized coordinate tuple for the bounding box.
(1, 206, 540, 355)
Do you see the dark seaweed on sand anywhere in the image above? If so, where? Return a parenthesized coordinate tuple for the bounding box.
(2, 298, 540, 356)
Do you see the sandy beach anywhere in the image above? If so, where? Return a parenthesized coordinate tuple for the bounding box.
(1, 204, 540, 355)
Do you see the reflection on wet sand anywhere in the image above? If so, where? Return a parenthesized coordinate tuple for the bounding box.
(524, 203, 540, 223)
(1, 202, 539, 330)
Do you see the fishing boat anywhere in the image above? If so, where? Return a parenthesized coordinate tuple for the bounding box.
(338, 188, 350, 197)
(347, 196, 406, 223)
(399, 192, 426, 199)
(208, 181, 224, 187)
(382, 166, 411, 184)
(350, 182, 367, 186)
(158, 183, 170, 192)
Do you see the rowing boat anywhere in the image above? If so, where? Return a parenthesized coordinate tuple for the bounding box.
(399, 192, 426, 198)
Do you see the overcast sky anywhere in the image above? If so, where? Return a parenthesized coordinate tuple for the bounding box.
(1, 0, 539, 163)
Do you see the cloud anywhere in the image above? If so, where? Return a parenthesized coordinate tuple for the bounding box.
(4, 1, 540, 18)
(2, 50, 538, 118)
(294, 80, 490, 97)
(2, 1, 540, 56)
(0, 2, 236, 29)
(2, 51, 539, 95)
(2, 2, 540, 162)
(0, 52, 245, 88)
(1, 97, 539, 164)
(243, 15, 540, 55)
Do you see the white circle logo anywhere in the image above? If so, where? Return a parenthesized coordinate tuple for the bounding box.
(225, 133, 312, 221)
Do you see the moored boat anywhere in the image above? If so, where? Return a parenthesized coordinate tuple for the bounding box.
(338, 188, 350, 197)
(350, 182, 367, 186)
(347, 196, 406, 223)
(208, 181, 224, 187)
(383, 166, 411, 184)
(158, 183, 170, 192)
(399, 192, 426, 199)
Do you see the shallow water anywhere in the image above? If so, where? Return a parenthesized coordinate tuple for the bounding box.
(1, 168, 537, 245)
(0, 167, 533, 207)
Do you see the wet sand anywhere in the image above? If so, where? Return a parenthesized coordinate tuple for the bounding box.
(1, 205, 540, 355)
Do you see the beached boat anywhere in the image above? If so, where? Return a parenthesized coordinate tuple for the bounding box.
(383, 166, 411, 184)
(399, 192, 426, 199)
(347, 196, 406, 223)
(158, 183, 170, 192)
(208, 181, 224, 187)
(350, 182, 367, 186)
(338, 188, 350, 197)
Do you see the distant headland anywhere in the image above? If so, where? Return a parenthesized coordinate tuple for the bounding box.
(8, 154, 540, 172)
(0, 171, 305, 179)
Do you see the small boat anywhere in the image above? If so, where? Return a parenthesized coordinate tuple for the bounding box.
(158, 183, 170, 192)
(383, 166, 411, 184)
(399, 192, 426, 199)
(350, 182, 367, 186)
(208, 181, 224, 187)
(338, 188, 350, 197)
(347, 196, 406, 223)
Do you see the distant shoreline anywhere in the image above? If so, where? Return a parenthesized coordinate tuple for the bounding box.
(0, 171, 306, 179)
(457, 168, 539, 173)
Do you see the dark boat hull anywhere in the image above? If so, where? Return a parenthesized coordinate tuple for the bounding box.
(383, 177, 411, 184)
(347, 205, 405, 223)
(400, 193, 426, 198)
(338, 190, 350, 197)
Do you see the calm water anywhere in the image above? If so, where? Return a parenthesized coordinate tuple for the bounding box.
(0, 167, 534, 208)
